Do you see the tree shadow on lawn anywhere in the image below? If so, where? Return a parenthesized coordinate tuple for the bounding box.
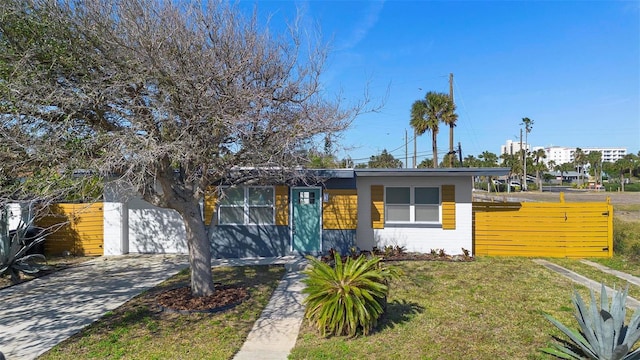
(54, 265, 285, 344)
(376, 299, 425, 332)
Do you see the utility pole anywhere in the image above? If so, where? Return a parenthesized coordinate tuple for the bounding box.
(448, 73, 454, 168)
(413, 129, 417, 168)
(458, 142, 463, 166)
(405, 129, 408, 169)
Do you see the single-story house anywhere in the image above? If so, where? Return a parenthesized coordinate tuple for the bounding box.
(103, 168, 509, 258)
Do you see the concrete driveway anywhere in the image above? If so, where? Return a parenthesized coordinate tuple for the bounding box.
(0, 255, 189, 359)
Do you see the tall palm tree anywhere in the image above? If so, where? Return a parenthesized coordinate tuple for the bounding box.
(443, 100, 458, 168)
(573, 148, 587, 185)
(533, 148, 547, 191)
(410, 92, 454, 168)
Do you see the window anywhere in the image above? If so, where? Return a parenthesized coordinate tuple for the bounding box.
(219, 186, 274, 225)
(385, 186, 439, 223)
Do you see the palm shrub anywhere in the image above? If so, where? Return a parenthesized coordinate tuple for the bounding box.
(542, 284, 640, 359)
(302, 252, 399, 337)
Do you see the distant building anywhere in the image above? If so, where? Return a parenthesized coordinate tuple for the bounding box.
(543, 146, 626, 165)
(583, 147, 627, 163)
(500, 140, 627, 166)
(545, 146, 574, 165)
(500, 140, 530, 156)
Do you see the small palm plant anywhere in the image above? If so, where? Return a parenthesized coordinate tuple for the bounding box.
(543, 284, 640, 360)
(302, 253, 399, 337)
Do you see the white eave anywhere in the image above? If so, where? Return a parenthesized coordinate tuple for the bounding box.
(354, 168, 511, 177)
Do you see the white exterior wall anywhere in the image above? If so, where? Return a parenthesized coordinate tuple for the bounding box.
(356, 176, 473, 256)
(6, 203, 25, 230)
(103, 182, 188, 254)
(127, 197, 188, 254)
(103, 202, 129, 255)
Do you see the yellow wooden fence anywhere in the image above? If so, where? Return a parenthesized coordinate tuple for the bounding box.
(472, 198, 613, 258)
(37, 203, 104, 256)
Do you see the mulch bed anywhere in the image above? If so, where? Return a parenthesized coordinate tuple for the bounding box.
(156, 284, 249, 314)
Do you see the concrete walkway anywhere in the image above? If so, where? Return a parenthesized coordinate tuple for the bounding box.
(0, 255, 308, 360)
(534, 259, 640, 309)
(233, 259, 308, 360)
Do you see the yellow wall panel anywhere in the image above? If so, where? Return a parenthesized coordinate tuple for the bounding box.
(203, 187, 218, 226)
(37, 203, 104, 256)
(441, 184, 456, 230)
(472, 201, 612, 258)
(323, 189, 357, 230)
(275, 185, 289, 226)
(371, 185, 384, 229)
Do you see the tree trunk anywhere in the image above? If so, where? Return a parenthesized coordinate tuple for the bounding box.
(181, 201, 215, 297)
(432, 131, 438, 168)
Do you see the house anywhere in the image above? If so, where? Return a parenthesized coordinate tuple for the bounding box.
(102, 168, 509, 258)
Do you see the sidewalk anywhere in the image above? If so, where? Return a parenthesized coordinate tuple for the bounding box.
(534, 259, 640, 309)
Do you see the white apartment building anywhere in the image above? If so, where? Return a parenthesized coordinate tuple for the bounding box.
(543, 146, 626, 165)
(500, 140, 627, 165)
(500, 139, 530, 155)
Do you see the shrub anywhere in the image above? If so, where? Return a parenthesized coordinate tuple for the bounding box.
(0, 209, 51, 283)
(302, 253, 399, 337)
(542, 284, 640, 359)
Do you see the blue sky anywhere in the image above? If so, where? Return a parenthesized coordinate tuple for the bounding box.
(241, 1, 640, 166)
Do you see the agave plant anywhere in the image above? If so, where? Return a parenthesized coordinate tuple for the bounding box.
(0, 208, 50, 284)
(302, 253, 399, 337)
(543, 284, 640, 360)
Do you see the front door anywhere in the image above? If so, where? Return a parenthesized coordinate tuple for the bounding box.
(292, 188, 321, 253)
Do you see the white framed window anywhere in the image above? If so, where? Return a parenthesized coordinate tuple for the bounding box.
(385, 186, 440, 223)
(219, 186, 275, 225)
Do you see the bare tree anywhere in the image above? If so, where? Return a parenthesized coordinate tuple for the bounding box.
(0, 0, 371, 296)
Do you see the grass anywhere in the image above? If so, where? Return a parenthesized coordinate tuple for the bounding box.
(39, 265, 285, 360)
(290, 257, 591, 360)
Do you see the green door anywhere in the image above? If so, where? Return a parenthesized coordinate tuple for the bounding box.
(292, 188, 321, 253)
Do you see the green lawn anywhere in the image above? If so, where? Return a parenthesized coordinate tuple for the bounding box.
(290, 257, 592, 360)
(39, 265, 285, 360)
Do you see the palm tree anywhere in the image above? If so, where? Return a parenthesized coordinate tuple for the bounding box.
(555, 162, 574, 186)
(520, 117, 534, 190)
(586, 151, 602, 185)
(410, 91, 454, 168)
(533, 148, 547, 191)
(573, 148, 587, 186)
(479, 151, 499, 167)
(443, 99, 458, 168)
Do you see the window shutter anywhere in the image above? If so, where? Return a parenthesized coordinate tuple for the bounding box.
(371, 185, 384, 229)
(442, 185, 456, 230)
(275, 185, 289, 226)
(203, 187, 218, 226)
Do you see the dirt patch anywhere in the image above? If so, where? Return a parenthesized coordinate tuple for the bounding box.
(156, 284, 249, 313)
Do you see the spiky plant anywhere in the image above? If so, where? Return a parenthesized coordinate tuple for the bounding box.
(302, 253, 399, 337)
(0, 209, 50, 284)
(543, 284, 640, 360)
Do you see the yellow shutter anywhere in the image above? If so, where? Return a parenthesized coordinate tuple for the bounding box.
(442, 184, 456, 230)
(203, 187, 218, 226)
(275, 185, 289, 226)
(371, 185, 384, 229)
(323, 189, 358, 229)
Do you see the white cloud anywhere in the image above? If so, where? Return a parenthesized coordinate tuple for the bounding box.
(336, 1, 385, 51)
